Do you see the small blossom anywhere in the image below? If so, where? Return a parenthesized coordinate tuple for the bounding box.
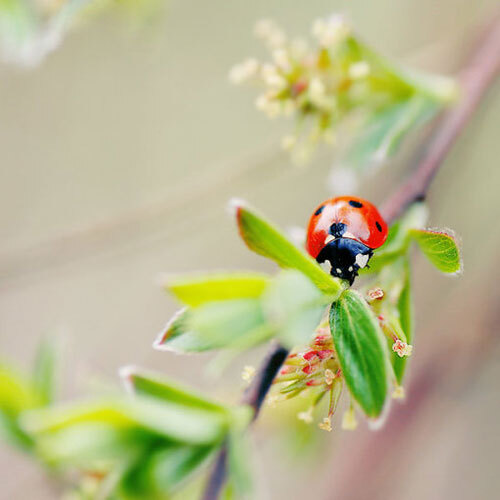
(342, 407, 358, 430)
(254, 19, 286, 48)
(324, 368, 335, 385)
(241, 365, 256, 383)
(367, 287, 385, 302)
(261, 63, 287, 89)
(272, 48, 291, 71)
(228, 58, 259, 84)
(312, 15, 350, 47)
(297, 406, 314, 424)
(392, 385, 405, 399)
(255, 93, 280, 117)
(348, 61, 370, 79)
(392, 339, 413, 358)
(309, 77, 326, 104)
(318, 416, 332, 432)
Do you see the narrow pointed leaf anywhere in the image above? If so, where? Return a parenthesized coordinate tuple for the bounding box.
(166, 273, 270, 307)
(393, 259, 413, 383)
(409, 228, 461, 273)
(361, 202, 427, 274)
(121, 367, 227, 414)
(329, 290, 388, 417)
(234, 201, 342, 297)
(33, 339, 58, 405)
(263, 271, 327, 348)
(22, 397, 228, 445)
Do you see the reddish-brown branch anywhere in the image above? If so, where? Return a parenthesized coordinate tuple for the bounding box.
(381, 12, 500, 224)
(202, 12, 500, 500)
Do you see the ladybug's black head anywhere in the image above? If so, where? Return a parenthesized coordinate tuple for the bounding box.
(316, 237, 372, 285)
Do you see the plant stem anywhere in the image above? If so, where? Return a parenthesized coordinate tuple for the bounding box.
(202, 12, 500, 500)
(202, 343, 289, 500)
(381, 11, 500, 224)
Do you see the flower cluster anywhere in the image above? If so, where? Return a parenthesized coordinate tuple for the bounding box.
(271, 329, 347, 432)
(229, 16, 414, 161)
(268, 284, 413, 431)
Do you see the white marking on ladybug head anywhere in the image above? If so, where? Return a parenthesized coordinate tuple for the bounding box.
(324, 234, 335, 244)
(320, 261, 332, 273)
(348, 266, 353, 272)
(355, 253, 369, 269)
(343, 231, 356, 239)
(336, 268, 342, 275)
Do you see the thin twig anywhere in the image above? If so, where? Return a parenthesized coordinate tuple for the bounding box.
(202, 12, 500, 500)
(381, 11, 500, 224)
(202, 343, 289, 500)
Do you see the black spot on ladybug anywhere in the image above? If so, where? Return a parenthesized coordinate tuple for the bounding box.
(314, 205, 325, 216)
(376, 221, 382, 232)
(349, 200, 363, 208)
(329, 222, 346, 238)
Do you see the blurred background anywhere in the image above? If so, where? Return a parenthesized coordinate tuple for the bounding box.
(0, 0, 499, 498)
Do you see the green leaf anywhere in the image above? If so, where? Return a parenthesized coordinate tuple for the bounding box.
(262, 271, 327, 348)
(227, 425, 252, 497)
(154, 308, 215, 353)
(166, 273, 270, 307)
(34, 423, 147, 467)
(0, 364, 39, 416)
(329, 290, 389, 417)
(32, 339, 58, 406)
(233, 201, 343, 297)
(187, 298, 272, 350)
(361, 202, 427, 274)
(393, 259, 413, 383)
(22, 396, 228, 445)
(120, 367, 227, 414)
(409, 228, 461, 273)
(342, 96, 438, 172)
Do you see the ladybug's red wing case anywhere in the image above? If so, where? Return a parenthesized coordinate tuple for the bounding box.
(306, 196, 388, 284)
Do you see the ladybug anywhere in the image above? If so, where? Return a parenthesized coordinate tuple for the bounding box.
(306, 196, 388, 285)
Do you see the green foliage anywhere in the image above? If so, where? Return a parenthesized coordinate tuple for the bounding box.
(393, 258, 414, 383)
(166, 273, 270, 307)
(0, 339, 59, 450)
(342, 95, 438, 173)
(409, 228, 462, 273)
(17, 367, 251, 498)
(159, 270, 331, 353)
(329, 290, 389, 417)
(231, 16, 457, 166)
(234, 200, 343, 296)
(361, 202, 427, 274)
(262, 271, 328, 348)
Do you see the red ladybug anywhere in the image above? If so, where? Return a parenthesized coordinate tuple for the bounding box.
(306, 196, 388, 284)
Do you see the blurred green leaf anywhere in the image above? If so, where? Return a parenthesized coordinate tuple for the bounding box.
(0, 363, 39, 449)
(119, 444, 214, 498)
(343, 96, 438, 172)
(362, 202, 427, 274)
(0, 364, 38, 415)
(32, 339, 58, 406)
(166, 273, 270, 307)
(263, 271, 327, 348)
(409, 228, 462, 273)
(22, 396, 228, 445)
(121, 367, 227, 414)
(34, 422, 147, 467)
(154, 308, 214, 353)
(227, 425, 252, 498)
(329, 290, 388, 417)
(234, 201, 343, 297)
(187, 298, 272, 350)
